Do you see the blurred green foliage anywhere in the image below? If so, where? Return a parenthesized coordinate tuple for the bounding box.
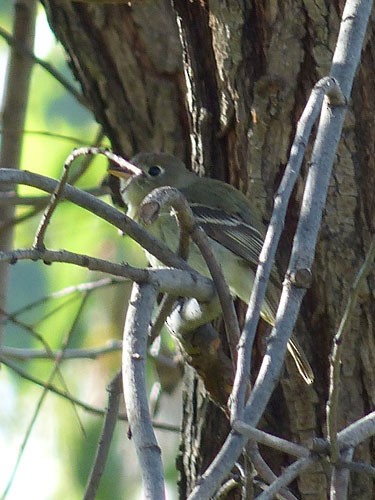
(0, 4, 181, 499)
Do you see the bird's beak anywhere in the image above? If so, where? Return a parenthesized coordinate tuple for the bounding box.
(107, 159, 143, 179)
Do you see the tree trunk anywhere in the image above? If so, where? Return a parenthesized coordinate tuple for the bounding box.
(42, 1, 375, 498)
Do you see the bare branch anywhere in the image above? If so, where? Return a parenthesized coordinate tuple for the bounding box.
(230, 76, 342, 421)
(84, 371, 123, 500)
(338, 411, 375, 449)
(1, 341, 122, 360)
(233, 420, 309, 459)
(2, 292, 89, 497)
(244, 0, 370, 447)
(256, 455, 318, 500)
(0, 128, 96, 147)
(246, 442, 298, 500)
(10, 276, 125, 317)
(337, 460, 375, 478)
(0, 354, 179, 432)
(0, 247, 214, 301)
(330, 447, 353, 500)
(33, 150, 72, 249)
(68, 130, 106, 185)
(0, 168, 198, 273)
(122, 283, 165, 499)
(31, 133, 106, 248)
(141, 185, 240, 364)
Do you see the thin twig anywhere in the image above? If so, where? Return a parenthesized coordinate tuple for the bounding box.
(149, 294, 177, 344)
(68, 129, 106, 185)
(84, 370, 123, 500)
(0, 128, 95, 146)
(0, 341, 122, 360)
(337, 459, 375, 478)
(327, 235, 375, 462)
(122, 283, 165, 498)
(2, 293, 89, 498)
(192, 224, 240, 364)
(10, 276, 125, 318)
(33, 146, 78, 249)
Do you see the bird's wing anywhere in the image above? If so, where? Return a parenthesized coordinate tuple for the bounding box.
(191, 204, 315, 384)
(191, 204, 263, 269)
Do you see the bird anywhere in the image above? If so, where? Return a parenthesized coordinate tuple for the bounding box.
(108, 152, 314, 384)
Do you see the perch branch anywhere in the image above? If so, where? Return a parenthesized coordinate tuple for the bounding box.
(141, 186, 240, 363)
(0, 247, 214, 301)
(0, 168, 198, 273)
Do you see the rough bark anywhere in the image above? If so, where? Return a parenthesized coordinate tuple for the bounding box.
(42, 0, 188, 158)
(41, 1, 375, 498)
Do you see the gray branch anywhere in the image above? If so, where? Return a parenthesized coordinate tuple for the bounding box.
(230, 75, 342, 421)
(0, 247, 214, 302)
(256, 456, 319, 500)
(141, 185, 240, 363)
(233, 420, 309, 459)
(0, 168, 196, 273)
(122, 283, 165, 499)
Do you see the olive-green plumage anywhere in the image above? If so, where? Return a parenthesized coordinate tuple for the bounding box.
(110, 152, 313, 384)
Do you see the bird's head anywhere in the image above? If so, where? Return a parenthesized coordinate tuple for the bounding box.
(108, 152, 193, 216)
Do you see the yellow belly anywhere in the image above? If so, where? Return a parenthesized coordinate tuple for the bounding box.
(143, 214, 275, 324)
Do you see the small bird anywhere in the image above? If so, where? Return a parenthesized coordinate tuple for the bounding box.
(108, 152, 314, 384)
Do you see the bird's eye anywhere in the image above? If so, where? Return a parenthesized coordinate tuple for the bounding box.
(147, 165, 163, 177)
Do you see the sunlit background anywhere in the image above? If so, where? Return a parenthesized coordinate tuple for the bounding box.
(0, 3, 182, 499)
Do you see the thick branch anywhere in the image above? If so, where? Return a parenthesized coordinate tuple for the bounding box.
(230, 76, 342, 421)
